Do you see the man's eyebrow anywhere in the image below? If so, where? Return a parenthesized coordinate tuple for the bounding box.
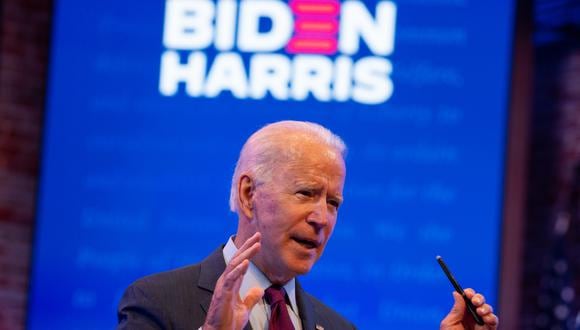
(292, 179, 319, 187)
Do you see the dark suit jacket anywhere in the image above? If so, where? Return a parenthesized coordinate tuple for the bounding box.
(117, 246, 355, 330)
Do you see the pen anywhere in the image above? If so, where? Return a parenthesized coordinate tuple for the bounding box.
(436, 255, 485, 326)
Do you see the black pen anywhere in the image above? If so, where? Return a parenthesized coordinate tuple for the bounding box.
(436, 255, 485, 326)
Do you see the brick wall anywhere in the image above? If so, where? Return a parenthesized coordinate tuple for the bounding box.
(0, 0, 51, 329)
(521, 41, 580, 328)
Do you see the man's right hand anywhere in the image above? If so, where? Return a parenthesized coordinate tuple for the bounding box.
(203, 232, 264, 330)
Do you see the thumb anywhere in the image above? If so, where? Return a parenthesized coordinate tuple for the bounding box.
(441, 292, 466, 326)
(243, 287, 264, 310)
(449, 292, 466, 317)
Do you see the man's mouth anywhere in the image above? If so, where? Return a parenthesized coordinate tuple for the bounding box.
(291, 236, 321, 249)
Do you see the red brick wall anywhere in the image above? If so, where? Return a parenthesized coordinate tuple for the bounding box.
(0, 0, 51, 329)
(521, 44, 580, 328)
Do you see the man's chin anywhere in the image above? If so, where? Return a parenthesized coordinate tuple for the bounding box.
(289, 260, 316, 275)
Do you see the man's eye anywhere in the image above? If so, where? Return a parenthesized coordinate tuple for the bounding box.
(328, 200, 340, 209)
(296, 190, 315, 197)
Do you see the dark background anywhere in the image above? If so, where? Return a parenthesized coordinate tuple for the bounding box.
(0, 0, 579, 329)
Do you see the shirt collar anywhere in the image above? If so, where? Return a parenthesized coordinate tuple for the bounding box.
(223, 236, 299, 313)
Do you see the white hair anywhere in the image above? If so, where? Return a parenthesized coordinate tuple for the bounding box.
(229, 121, 346, 212)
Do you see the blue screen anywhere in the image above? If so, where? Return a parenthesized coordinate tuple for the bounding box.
(28, 0, 515, 328)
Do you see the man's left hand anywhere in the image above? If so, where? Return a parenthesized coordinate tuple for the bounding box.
(440, 288, 498, 330)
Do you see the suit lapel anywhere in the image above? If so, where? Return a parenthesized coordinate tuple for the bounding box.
(197, 246, 227, 314)
(295, 279, 316, 330)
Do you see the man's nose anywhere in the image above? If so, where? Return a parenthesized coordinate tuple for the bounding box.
(306, 198, 329, 229)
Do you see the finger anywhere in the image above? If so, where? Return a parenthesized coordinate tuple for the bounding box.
(243, 287, 265, 310)
(450, 291, 465, 314)
(237, 232, 261, 253)
(464, 288, 475, 297)
(477, 304, 493, 316)
(440, 292, 466, 327)
(231, 261, 249, 295)
(471, 293, 485, 306)
(228, 242, 260, 271)
(228, 233, 261, 268)
(482, 313, 499, 326)
(222, 259, 250, 290)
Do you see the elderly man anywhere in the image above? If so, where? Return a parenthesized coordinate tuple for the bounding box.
(117, 121, 498, 329)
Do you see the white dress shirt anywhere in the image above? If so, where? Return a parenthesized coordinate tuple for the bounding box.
(223, 237, 303, 330)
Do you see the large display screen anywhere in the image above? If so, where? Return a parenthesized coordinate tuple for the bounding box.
(28, 0, 516, 328)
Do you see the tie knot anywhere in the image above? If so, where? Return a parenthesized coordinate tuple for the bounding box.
(265, 285, 287, 305)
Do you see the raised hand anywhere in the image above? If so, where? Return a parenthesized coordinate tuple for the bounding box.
(203, 233, 264, 330)
(440, 288, 499, 330)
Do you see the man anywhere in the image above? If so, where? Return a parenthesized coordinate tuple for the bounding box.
(117, 121, 499, 329)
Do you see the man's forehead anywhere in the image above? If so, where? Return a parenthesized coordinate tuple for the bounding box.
(282, 136, 343, 160)
(282, 159, 346, 184)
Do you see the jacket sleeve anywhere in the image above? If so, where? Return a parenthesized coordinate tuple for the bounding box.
(117, 282, 170, 330)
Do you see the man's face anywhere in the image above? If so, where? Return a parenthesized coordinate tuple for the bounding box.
(250, 140, 346, 284)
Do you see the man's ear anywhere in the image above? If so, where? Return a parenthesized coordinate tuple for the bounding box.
(238, 174, 255, 220)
